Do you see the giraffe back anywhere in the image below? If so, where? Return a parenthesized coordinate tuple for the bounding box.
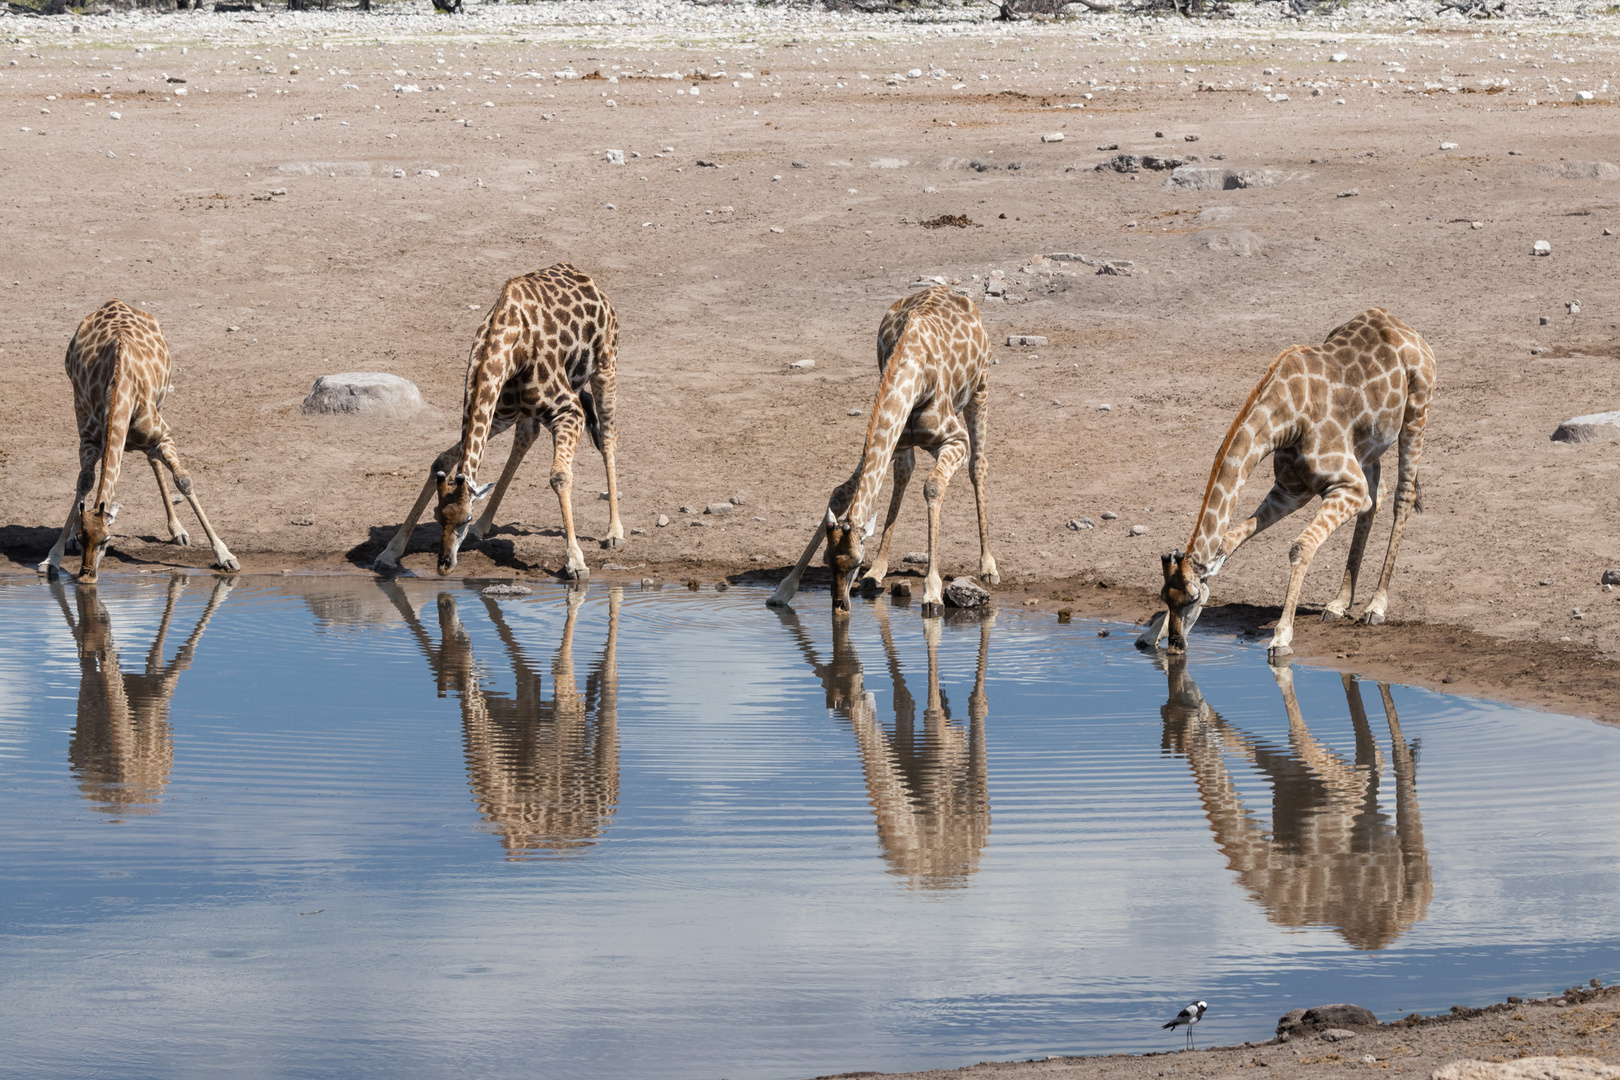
(66, 300, 172, 445)
(874, 286, 990, 417)
(465, 263, 617, 432)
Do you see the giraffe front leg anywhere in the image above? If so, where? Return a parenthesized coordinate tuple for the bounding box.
(768, 467, 861, 607)
(862, 447, 913, 587)
(589, 368, 625, 549)
(1268, 483, 1364, 661)
(376, 445, 459, 572)
(41, 450, 99, 579)
(152, 438, 238, 573)
(148, 453, 191, 547)
(1361, 422, 1428, 626)
(549, 412, 589, 580)
(469, 420, 537, 542)
(920, 423, 970, 617)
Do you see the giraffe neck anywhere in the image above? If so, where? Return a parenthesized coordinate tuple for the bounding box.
(457, 339, 513, 484)
(842, 356, 921, 536)
(1185, 367, 1294, 573)
(92, 347, 136, 514)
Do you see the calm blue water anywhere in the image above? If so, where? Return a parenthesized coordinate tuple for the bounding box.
(1, 574, 1618, 1080)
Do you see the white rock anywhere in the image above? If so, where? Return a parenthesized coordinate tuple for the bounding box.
(1042, 132, 1064, 143)
(1553, 410, 1620, 443)
(1007, 335, 1048, 347)
(1128, 524, 1149, 537)
(656, 514, 671, 528)
(907, 69, 923, 79)
(1576, 91, 1596, 101)
(301, 372, 424, 417)
(1330, 52, 1349, 63)
(704, 502, 733, 516)
(393, 168, 406, 178)
(943, 576, 991, 609)
(605, 148, 625, 165)
(789, 358, 815, 370)
(481, 583, 531, 597)
(1440, 141, 1459, 150)
(1534, 240, 1552, 256)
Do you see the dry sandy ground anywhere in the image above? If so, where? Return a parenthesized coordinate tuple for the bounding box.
(846, 984, 1620, 1080)
(3, 1, 1620, 729)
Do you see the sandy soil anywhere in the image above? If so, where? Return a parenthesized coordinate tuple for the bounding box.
(842, 983, 1620, 1080)
(4, 0, 1620, 729)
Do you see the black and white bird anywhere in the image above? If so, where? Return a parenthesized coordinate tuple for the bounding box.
(1162, 1000, 1208, 1049)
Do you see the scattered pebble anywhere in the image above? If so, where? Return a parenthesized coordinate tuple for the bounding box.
(789, 358, 815, 370)
(1066, 518, 1095, 531)
(729, 494, 747, 506)
(1101, 511, 1119, 521)
(605, 148, 625, 165)
(704, 502, 733, 516)
(481, 583, 531, 596)
(1097, 404, 1112, 412)
(1041, 133, 1064, 143)
(1440, 142, 1459, 150)
(1007, 334, 1048, 347)
(1534, 240, 1552, 256)
(1128, 524, 1149, 537)
(679, 505, 697, 514)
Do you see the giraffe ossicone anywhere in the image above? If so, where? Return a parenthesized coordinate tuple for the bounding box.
(373, 263, 625, 580)
(1139, 308, 1436, 661)
(768, 285, 999, 616)
(38, 299, 238, 583)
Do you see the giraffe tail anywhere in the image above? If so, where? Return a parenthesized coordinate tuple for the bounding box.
(1412, 475, 1423, 514)
(579, 390, 604, 455)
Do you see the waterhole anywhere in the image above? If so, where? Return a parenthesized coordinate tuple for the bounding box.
(1, 575, 1617, 1080)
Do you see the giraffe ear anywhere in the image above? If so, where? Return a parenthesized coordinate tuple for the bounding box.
(472, 482, 495, 501)
(824, 507, 838, 530)
(105, 503, 121, 525)
(434, 470, 447, 482)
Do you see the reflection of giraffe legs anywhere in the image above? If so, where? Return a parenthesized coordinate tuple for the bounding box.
(54, 573, 234, 813)
(1163, 658, 1431, 949)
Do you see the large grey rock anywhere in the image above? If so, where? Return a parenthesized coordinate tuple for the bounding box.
(301, 372, 423, 417)
(1601, 568, 1620, 586)
(1167, 165, 1230, 190)
(944, 576, 991, 609)
(1553, 410, 1620, 443)
(1278, 1003, 1378, 1040)
(1433, 1058, 1620, 1080)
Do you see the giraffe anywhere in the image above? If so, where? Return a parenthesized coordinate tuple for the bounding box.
(1139, 309, 1436, 660)
(380, 581, 620, 858)
(1159, 655, 1431, 949)
(372, 263, 624, 580)
(38, 300, 239, 584)
(52, 574, 236, 814)
(768, 286, 997, 617)
(776, 599, 991, 888)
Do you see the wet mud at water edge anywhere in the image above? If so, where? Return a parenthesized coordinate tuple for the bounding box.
(3, 576, 1620, 1080)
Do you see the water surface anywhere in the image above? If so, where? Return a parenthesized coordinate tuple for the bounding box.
(2, 575, 1618, 1080)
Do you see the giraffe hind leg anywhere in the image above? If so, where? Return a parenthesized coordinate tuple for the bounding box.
(1322, 462, 1381, 621)
(862, 447, 913, 587)
(153, 439, 239, 573)
(469, 418, 536, 542)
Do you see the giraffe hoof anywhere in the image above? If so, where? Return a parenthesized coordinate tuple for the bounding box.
(602, 536, 623, 550)
(1267, 644, 1294, 663)
(1362, 609, 1386, 626)
(920, 602, 942, 618)
(1319, 607, 1345, 623)
(37, 561, 57, 579)
(560, 565, 590, 582)
(218, 556, 241, 573)
(173, 530, 192, 548)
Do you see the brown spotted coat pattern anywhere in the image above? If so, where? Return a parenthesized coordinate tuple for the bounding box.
(38, 300, 238, 582)
(374, 263, 624, 578)
(770, 286, 998, 615)
(1145, 308, 1437, 658)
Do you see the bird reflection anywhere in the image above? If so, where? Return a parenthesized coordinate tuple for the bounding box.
(381, 582, 619, 859)
(52, 574, 235, 815)
(1160, 655, 1432, 949)
(780, 602, 991, 889)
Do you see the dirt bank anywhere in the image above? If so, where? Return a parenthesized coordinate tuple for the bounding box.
(4, 2, 1620, 726)
(828, 982, 1620, 1080)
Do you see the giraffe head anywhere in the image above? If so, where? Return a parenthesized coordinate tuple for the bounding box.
(1158, 550, 1209, 652)
(822, 509, 863, 613)
(432, 470, 494, 575)
(76, 501, 121, 584)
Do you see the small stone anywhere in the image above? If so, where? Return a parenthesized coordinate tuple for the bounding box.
(604, 148, 625, 165)
(656, 514, 670, 528)
(1576, 90, 1596, 101)
(1606, 229, 1615, 237)
(301, 372, 424, 417)
(1601, 570, 1620, 586)
(1338, 188, 1360, 198)
(729, 494, 747, 506)
(689, 519, 706, 528)
(418, 170, 439, 178)
(907, 68, 923, 79)
(290, 516, 314, 526)
(943, 576, 991, 609)
(641, 577, 655, 588)
(1097, 403, 1112, 412)
(1534, 240, 1552, 256)
(1007, 334, 1049, 347)
(1184, 134, 1200, 142)
(1440, 141, 1459, 150)
(1097, 629, 1110, 637)
(269, 188, 287, 196)
(481, 583, 532, 597)
(679, 505, 697, 515)
(902, 552, 929, 565)
(1539, 578, 1555, 587)
(1540, 316, 1552, 326)
(890, 580, 912, 597)
(1361, 1056, 1378, 1065)
(630, 527, 645, 535)
(1572, 608, 1586, 620)
(789, 358, 815, 370)
(1553, 410, 1620, 443)
(1128, 524, 1149, 537)
(846, 408, 862, 417)
(1041, 132, 1064, 143)
(1066, 518, 1093, 531)
(1100, 511, 1119, 521)
(704, 502, 733, 516)
(1568, 300, 1581, 315)
(1320, 1029, 1357, 1043)
(1471, 221, 1483, 229)
(1330, 52, 1348, 62)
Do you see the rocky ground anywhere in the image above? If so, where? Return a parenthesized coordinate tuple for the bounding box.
(846, 984, 1620, 1080)
(2, 0, 1620, 728)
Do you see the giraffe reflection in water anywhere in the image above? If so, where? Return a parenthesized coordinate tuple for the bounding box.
(780, 601, 991, 889)
(1160, 655, 1432, 949)
(381, 582, 619, 859)
(52, 574, 235, 814)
